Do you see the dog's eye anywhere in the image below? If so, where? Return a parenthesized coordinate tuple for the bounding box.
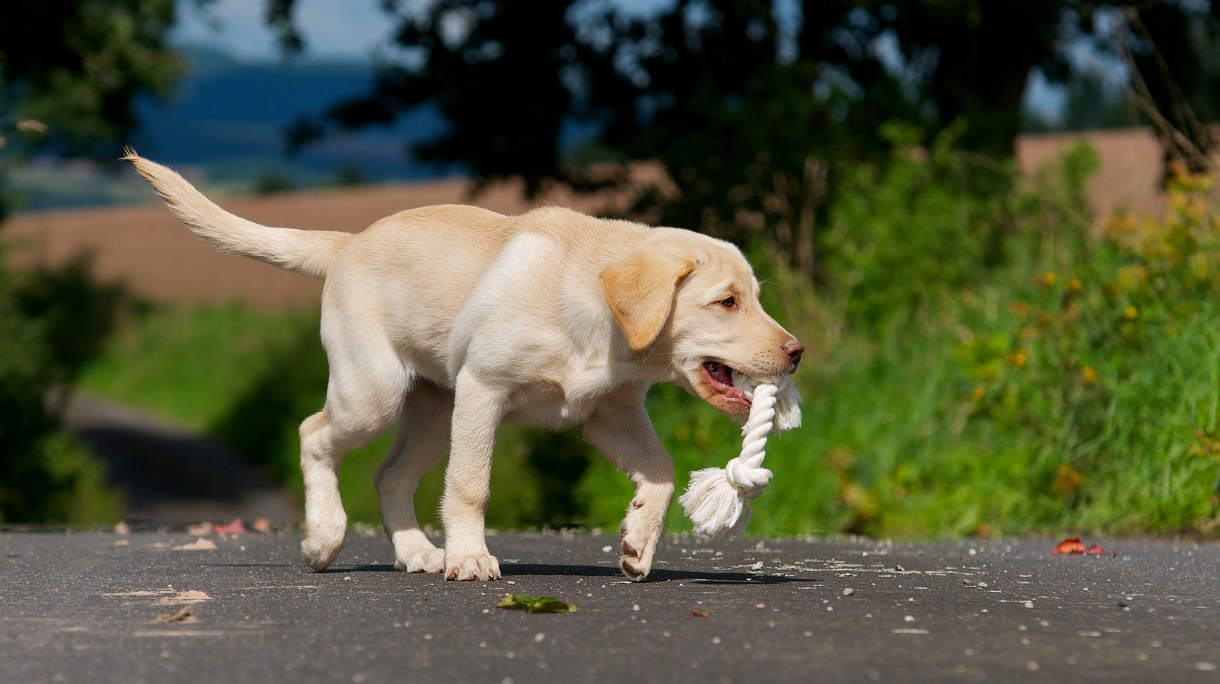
(719, 296, 737, 309)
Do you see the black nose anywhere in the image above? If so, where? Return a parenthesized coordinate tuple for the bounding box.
(783, 338, 804, 368)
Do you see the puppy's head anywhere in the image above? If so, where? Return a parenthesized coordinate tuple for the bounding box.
(600, 229, 803, 421)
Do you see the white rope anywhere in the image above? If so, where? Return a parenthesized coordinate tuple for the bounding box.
(679, 382, 788, 539)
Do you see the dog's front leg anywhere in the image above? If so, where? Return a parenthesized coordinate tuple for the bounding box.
(441, 369, 504, 580)
(584, 390, 675, 581)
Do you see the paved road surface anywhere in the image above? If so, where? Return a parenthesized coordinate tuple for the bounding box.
(1, 530, 1216, 683)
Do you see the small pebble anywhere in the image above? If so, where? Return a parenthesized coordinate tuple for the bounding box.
(1023, 601, 1034, 609)
(842, 588, 855, 596)
(904, 615, 915, 622)
(602, 545, 612, 553)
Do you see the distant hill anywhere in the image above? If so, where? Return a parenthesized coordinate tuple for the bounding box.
(130, 46, 449, 183)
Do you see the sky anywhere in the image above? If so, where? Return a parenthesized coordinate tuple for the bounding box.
(170, 0, 1067, 120)
(171, 0, 393, 61)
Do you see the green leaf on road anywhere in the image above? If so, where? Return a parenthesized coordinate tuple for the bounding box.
(497, 594, 578, 613)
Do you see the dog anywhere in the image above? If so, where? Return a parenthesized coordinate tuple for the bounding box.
(124, 150, 803, 581)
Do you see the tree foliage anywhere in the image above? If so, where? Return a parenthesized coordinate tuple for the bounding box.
(1, 0, 186, 522)
(0, 0, 182, 161)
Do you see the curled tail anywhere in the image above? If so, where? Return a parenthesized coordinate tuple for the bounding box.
(122, 147, 352, 279)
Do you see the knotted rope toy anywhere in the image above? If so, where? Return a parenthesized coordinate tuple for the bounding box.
(678, 373, 802, 539)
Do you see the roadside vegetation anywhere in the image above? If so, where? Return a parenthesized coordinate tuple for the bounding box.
(75, 137, 1220, 538)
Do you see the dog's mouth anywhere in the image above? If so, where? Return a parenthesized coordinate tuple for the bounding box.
(700, 360, 750, 409)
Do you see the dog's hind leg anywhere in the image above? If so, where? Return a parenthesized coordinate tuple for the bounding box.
(375, 380, 453, 573)
(299, 337, 409, 571)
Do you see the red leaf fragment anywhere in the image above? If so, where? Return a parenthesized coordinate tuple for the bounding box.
(690, 610, 709, 617)
(1052, 537, 1105, 555)
(213, 519, 247, 535)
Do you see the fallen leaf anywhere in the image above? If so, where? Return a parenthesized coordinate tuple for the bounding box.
(154, 590, 212, 605)
(690, 610, 710, 617)
(251, 518, 273, 532)
(186, 522, 214, 536)
(496, 594, 577, 614)
(173, 538, 217, 551)
(155, 606, 197, 623)
(1051, 537, 1106, 555)
(213, 519, 247, 535)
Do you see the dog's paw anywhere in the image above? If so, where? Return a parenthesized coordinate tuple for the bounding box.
(618, 524, 655, 581)
(300, 534, 344, 571)
(444, 552, 501, 581)
(395, 547, 445, 574)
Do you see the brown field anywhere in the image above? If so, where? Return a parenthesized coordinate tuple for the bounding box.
(3, 170, 665, 309)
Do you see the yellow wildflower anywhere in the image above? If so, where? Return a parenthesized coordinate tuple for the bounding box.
(1053, 463, 1084, 496)
(1123, 305, 1139, 320)
(972, 385, 985, 402)
(1081, 366, 1098, 383)
(1042, 272, 1057, 287)
(1006, 349, 1027, 368)
(1068, 278, 1082, 291)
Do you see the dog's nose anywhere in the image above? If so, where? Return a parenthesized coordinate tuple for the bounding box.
(782, 338, 804, 368)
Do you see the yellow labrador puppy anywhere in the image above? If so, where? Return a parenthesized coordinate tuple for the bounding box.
(125, 151, 803, 581)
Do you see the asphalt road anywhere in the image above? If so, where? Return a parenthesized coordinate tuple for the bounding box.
(1, 530, 1216, 683)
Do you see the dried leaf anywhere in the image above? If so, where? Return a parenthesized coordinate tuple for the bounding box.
(1052, 537, 1106, 555)
(186, 522, 214, 536)
(155, 606, 197, 623)
(690, 609, 710, 617)
(154, 590, 212, 605)
(173, 538, 217, 551)
(251, 518, 273, 532)
(496, 594, 577, 613)
(213, 519, 247, 535)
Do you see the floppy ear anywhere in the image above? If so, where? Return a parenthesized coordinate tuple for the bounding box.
(600, 243, 698, 351)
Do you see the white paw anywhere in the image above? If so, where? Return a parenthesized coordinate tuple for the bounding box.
(395, 547, 445, 573)
(444, 552, 501, 581)
(618, 530, 654, 581)
(300, 532, 344, 571)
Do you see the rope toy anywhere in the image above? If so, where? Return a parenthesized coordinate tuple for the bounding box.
(678, 374, 802, 539)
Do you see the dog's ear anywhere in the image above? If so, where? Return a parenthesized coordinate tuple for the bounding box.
(600, 242, 698, 351)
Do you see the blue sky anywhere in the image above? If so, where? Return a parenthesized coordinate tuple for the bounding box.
(171, 0, 392, 61)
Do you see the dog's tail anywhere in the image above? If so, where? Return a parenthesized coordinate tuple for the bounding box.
(122, 147, 352, 280)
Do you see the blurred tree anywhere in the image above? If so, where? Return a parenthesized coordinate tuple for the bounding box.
(0, 0, 184, 219)
(0, 0, 187, 522)
(269, 0, 1220, 276)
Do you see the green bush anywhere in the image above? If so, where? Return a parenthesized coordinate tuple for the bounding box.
(0, 254, 124, 523)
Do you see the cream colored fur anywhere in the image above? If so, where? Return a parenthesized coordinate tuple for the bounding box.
(124, 150, 803, 581)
